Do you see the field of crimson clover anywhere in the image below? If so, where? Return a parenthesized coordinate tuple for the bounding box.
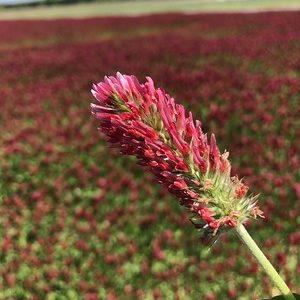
(0, 11, 300, 300)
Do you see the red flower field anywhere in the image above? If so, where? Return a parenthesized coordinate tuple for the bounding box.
(0, 12, 300, 299)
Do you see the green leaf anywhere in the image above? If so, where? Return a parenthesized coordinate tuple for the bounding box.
(263, 294, 300, 300)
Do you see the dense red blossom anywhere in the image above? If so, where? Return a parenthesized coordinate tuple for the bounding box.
(1, 11, 300, 299)
(91, 73, 263, 233)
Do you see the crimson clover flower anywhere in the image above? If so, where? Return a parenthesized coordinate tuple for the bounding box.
(90, 74, 296, 299)
(91, 73, 264, 235)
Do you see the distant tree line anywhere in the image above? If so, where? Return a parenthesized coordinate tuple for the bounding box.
(44, 0, 137, 6)
(46, 0, 131, 4)
(1, 0, 141, 8)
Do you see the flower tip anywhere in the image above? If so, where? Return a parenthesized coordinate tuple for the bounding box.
(145, 76, 155, 88)
(210, 133, 216, 144)
(116, 72, 125, 82)
(91, 88, 98, 98)
(90, 103, 97, 111)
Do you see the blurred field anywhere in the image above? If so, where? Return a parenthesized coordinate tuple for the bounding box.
(0, 10, 300, 300)
(0, 0, 300, 20)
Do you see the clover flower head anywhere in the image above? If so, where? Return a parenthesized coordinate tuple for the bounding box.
(91, 72, 264, 235)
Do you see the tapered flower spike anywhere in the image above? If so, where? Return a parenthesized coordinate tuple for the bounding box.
(91, 72, 263, 235)
(91, 73, 296, 299)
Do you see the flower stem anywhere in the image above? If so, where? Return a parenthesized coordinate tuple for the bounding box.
(235, 224, 295, 300)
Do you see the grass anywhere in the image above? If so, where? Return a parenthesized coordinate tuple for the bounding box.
(0, 0, 299, 20)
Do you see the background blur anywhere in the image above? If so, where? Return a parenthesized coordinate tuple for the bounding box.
(1, 0, 300, 18)
(0, 1, 299, 299)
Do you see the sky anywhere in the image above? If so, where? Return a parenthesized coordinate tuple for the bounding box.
(0, 0, 43, 5)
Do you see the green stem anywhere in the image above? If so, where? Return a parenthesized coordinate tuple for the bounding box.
(235, 224, 295, 300)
